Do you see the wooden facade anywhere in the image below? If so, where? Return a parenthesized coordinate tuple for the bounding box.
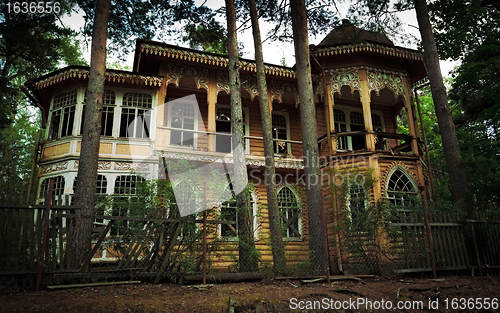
(27, 23, 430, 269)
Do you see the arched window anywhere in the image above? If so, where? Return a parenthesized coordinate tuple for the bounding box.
(386, 168, 418, 207)
(278, 186, 301, 239)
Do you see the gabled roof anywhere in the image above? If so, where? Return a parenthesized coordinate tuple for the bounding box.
(133, 39, 297, 79)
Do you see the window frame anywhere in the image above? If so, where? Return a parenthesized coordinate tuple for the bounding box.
(119, 92, 153, 139)
(333, 106, 385, 151)
(38, 175, 66, 205)
(48, 90, 78, 140)
(80, 89, 117, 137)
(111, 175, 147, 236)
(271, 111, 291, 156)
(277, 185, 302, 240)
(215, 104, 250, 154)
(218, 191, 258, 241)
(166, 97, 199, 148)
(347, 184, 368, 232)
(386, 167, 419, 207)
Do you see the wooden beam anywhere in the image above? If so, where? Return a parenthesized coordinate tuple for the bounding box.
(403, 76, 419, 155)
(359, 70, 375, 151)
(47, 281, 141, 290)
(208, 71, 217, 152)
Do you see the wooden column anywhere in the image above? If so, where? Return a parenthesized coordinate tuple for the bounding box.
(267, 92, 273, 113)
(369, 156, 381, 203)
(403, 77, 419, 156)
(359, 70, 375, 151)
(156, 62, 169, 150)
(207, 71, 217, 152)
(324, 81, 336, 155)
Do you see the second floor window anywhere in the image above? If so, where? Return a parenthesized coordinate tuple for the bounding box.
(216, 106, 249, 153)
(119, 92, 152, 138)
(80, 90, 116, 136)
(49, 90, 77, 140)
(350, 111, 366, 150)
(272, 113, 289, 154)
(334, 109, 348, 150)
(169, 101, 196, 147)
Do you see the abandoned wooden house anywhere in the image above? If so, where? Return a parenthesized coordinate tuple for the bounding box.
(27, 22, 430, 269)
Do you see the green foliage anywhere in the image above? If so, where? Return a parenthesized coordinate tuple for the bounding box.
(0, 1, 81, 129)
(416, 85, 500, 208)
(233, 0, 339, 42)
(75, 0, 221, 58)
(345, 0, 418, 47)
(430, 0, 500, 61)
(182, 24, 229, 55)
(329, 167, 401, 274)
(430, 0, 500, 208)
(0, 106, 40, 204)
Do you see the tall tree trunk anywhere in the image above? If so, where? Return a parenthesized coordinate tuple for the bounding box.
(225, 0, 259, 272)
(290, 0, 327, 275)
(248, 0, 287, 275)
(413, 0, 470, 208)
(72, 0, 111, 269)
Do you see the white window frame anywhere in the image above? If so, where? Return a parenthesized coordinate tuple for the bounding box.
(111, 175, 147, 236)
(38, 175, 67, 205)
(272, 111, 291, 155)
(166, 97, 199, 148)
(386, 166, 419, 207)
(119, 92, 154, 139)
(48, 89, 78, 140)
(79, 89, 117, 137)
(215, 104, 250, 154)
(333, 106, 385, 151)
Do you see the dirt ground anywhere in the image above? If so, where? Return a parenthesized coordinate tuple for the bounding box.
(0, 275, 499, 312)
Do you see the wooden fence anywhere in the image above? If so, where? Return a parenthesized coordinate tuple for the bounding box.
(1, 205, 499, 288)
(0, 205, 230, 288)
(0, 205, 74, 287)
(390, 211, 500, 275)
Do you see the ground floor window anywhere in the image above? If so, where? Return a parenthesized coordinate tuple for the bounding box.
(386, 168, 419, 207)
(39, 176, 66, 205)
(112, 175, 146, 235)
(277, 186, 301, 239)
(348, 185, 367, 231)
(219, 191, 256, 240)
